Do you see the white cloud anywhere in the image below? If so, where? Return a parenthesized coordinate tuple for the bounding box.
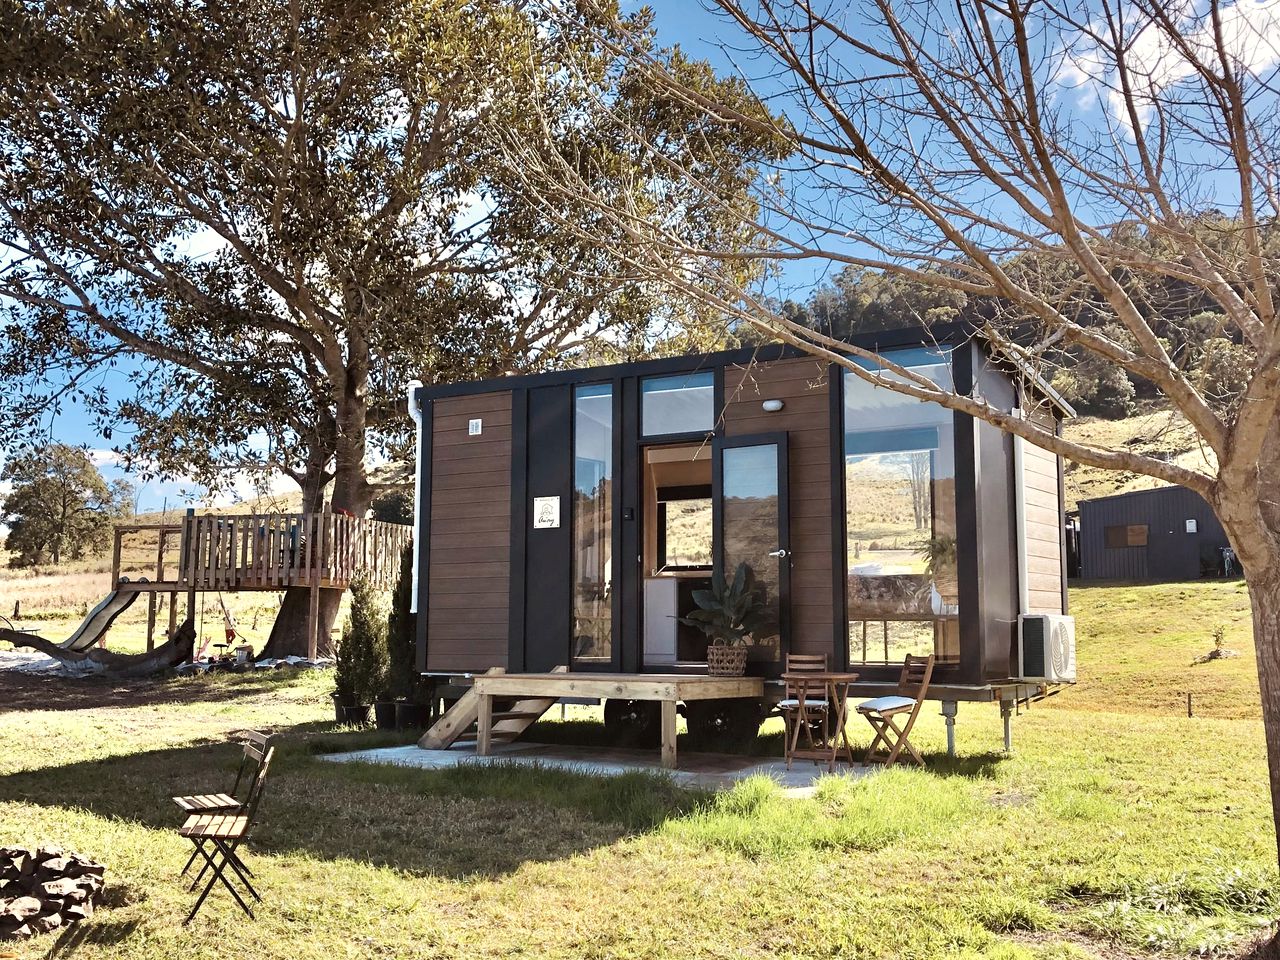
(1061, 0, 1280, 128)
(87, 448, 124, 469)
(203, 470, 297, 509)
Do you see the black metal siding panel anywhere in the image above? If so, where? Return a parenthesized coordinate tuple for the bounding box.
(1078, 485, 1228, 581)
(523, 384, 574, 671)
(953, 344, 982, 686)
(414, 394, 433, 673)
(973, 354, 1019, 681)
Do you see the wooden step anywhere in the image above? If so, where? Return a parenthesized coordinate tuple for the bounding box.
(418, 666, 566, 751)
(418, 667, 504, 750)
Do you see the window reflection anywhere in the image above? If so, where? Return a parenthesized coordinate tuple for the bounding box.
(722, 443, 782, 662)
(573, 385, 612, 667)
(845, 350, 960, 665)
(641, 372, 714, 436)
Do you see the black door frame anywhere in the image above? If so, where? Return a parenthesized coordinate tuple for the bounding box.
(711, 431, 792, 675)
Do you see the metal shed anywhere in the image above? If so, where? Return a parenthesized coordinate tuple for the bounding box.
(1077, 485, 1232, 581)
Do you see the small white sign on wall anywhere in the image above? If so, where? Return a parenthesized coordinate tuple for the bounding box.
(468, 418, 483, 436)
(533, 496, 561, 529)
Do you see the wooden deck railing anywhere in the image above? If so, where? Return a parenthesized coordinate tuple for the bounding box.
(176, 512, 412, 591)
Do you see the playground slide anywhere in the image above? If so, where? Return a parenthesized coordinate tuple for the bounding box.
(62, 588, 141, 652)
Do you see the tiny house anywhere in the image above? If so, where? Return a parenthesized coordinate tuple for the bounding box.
(408, 327, 1072, 709)
(1077, 485, 1233, 581)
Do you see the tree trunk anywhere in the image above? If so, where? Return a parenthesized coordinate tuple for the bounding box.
(261, 588, 344, 660)
(259, 421, 372, 661)
(2, 619, 195, 678)
(1246, 569, 1280, 874)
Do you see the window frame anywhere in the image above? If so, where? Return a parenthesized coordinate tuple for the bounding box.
(639, 371, 716, 439)
(1104, 523, 1149, 548)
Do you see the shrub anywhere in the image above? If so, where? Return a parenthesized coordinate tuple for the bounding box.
(386, 545, 420, 701)
(334, 572, 388, 705)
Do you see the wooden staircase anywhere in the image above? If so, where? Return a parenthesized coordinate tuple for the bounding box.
(418, 666, 566, 751)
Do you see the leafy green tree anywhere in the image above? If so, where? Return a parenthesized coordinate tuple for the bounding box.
(804, 267, 967, 340)
(1, 444, 132, 567)
(0, 0, 776, 654)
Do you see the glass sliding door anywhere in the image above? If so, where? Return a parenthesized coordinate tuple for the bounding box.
(572, 384, 613, 668)
(714, 434, 790, 668)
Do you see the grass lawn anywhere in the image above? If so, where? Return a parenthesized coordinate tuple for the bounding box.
(1, 581, 1276, 959)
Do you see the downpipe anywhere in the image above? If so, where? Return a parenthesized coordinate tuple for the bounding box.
(406, 380, 424, 614)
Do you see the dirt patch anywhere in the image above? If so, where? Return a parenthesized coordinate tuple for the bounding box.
(1007, 929, 1161, 959)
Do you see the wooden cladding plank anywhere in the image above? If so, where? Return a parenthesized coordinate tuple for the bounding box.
(427, 621, 512, 641)
(432, 428, 514, 450)
(431, 530, 512, 550)
(429, 390, 513, 666)
(719, 358, 835, 648)
(430, 474, 510, 493)
(1026, 589, 1063, 614)
(435, 391, 512, 413)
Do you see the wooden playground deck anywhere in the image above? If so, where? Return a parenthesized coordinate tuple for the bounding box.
(110, 511, 412, 655)
(113, 512, 411, 592)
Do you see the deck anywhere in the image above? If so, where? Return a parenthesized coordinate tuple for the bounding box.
(112, 512, 412, 593)
(471, 672, 765, 769)
(110, 511, 412, 656)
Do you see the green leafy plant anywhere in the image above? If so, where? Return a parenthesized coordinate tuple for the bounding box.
(680, 562, 772, 646)
(919, 535, 957, 581)
(334, 572, 388, 706)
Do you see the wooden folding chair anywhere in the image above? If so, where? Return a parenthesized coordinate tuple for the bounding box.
(779, 653, 829, 769)
(173, 731, 272, 876)
(179, 744, 274, 923)
(855, 654, 934, 768)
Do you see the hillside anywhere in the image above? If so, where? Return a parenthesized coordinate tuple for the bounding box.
(1060, 408, 1214, 511)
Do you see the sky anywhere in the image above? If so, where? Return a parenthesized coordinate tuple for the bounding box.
(5, 0, 1277, 515)
(3, 0, 736, 518)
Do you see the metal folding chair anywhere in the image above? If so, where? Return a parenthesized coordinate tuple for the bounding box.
(179, 744, 274, 923)
(856, 654, 935, 768)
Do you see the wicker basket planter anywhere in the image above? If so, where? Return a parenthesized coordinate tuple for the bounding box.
(706, 644, 748, 677)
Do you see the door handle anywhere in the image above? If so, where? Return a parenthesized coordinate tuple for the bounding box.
(768, 548, 790, 559)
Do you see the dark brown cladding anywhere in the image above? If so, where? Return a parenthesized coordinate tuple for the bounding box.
(721, 357, 833, 657)
(426, 391, 512, 672)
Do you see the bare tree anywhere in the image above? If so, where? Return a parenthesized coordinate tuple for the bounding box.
(498, 0, 1280, 864)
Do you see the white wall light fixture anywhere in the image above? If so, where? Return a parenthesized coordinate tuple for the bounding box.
(762, 399, 784, 413)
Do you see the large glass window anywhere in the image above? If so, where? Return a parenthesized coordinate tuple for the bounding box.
(844, 349, 959, 665)
(641, 371, 714, 436)
(572, 384, 613, 667)
(722, 442, 783, 663)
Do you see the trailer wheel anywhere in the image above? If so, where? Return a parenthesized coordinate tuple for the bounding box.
(684, 698, 763, 754)
(603, 698, 661, 748)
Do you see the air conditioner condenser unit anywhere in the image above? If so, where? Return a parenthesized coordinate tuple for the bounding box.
(1018, 614, 1076, 683)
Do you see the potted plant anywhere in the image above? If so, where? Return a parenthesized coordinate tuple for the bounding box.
(920, 535, 959, 606)
(333, 572, 389, 726)
(332, 635, 366, 725)
(680, 562, 771, 676)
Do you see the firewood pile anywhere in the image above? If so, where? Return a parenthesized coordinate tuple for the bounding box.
(0, 846, 105, 940)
